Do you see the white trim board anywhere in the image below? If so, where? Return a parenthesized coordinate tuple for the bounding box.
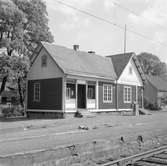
(118, 109, 133, 111)
(90, 109, 116, 112)
(27, 108, 133, 113)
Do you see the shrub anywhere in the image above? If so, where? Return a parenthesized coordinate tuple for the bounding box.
(2, 105, 24, 118)
(74, 111, 83, 118)
(2, 107, 14, 117)
(144, 98, 161, 110)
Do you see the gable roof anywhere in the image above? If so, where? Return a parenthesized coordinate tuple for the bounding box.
(106, 52, 146, 83)
(40, 42, 117, 80)
(146, 75, 167, 92)
(106, 52, 134, 77)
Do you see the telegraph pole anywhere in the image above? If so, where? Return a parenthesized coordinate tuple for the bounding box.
(124, 24, 126, 54)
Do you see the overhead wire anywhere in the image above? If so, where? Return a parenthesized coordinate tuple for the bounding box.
(112, 1, 167, 30)
(54, 0, 167, 48)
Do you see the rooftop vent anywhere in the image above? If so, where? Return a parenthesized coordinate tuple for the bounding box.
(88, 51, 95, 54)
(73, 45, 79, 51)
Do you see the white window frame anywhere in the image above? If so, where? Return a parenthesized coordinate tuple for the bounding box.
(33, 83, 40, 102)
(124, 86, 132, 103)
(103, 84, 112, 103)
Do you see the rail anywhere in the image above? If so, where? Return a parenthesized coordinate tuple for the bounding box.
(100, 145, 167, 166)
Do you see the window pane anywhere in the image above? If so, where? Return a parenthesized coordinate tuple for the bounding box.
(124, 86, 131, 102)
(88, 85, 95, 99)
(34, 83, 40, 102)
(66, 83, 76, 99)
(103, 84, 112, 102)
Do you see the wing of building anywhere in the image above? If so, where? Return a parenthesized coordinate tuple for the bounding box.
(26, 42, 145, 118)
(144, 75, 167, 108)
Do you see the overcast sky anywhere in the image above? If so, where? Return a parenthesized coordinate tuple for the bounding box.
(45, 0, 167, 62)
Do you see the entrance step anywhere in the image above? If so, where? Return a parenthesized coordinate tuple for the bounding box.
(77, 109, 95, 118)
(139, 108, 152, 115)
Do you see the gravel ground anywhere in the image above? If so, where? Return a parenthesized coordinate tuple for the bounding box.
(0, 111, 167, 156)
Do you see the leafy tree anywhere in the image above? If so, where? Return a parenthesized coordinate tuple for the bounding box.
(0, 0, 54, 107)
(10, 55, 30, 107)
(137, 52, 167, 76)
(0, 53, 30, 107)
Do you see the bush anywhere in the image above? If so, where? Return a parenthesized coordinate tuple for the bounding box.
(74, 111, 83, 118)
(144, 98, 161, 110)
(2, 106, 24, 118)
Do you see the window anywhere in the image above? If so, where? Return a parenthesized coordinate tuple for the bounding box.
(34, 83, 40, 102)
(124, 86, 132, 103)
(41, 55, 47, 67)
(129, 67, 133, 74)
(88, 85, 95, 99)
(103, 84, 112, 103)
(66, 83, 76, 100)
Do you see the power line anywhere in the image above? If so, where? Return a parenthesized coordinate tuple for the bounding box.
(112, 1, 167, 30)
(55, 0, 167, 48)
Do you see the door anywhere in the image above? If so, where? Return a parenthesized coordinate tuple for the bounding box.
(77, 84, 86, 109)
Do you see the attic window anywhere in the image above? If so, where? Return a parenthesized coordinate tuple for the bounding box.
(41, 54, 47, 67)
(129, 67, 133, 74)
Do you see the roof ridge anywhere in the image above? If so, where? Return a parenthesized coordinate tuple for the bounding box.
(40, 41, 117, 80)
(106, 52, 135, 58)
(42, 41, 112, 61)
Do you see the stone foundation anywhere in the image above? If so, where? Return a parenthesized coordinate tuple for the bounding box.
(26, 112, 64, 119)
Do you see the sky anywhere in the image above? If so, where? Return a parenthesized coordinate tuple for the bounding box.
(45, 0, 167, 63)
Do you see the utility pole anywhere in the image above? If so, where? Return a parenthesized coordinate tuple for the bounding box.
(124, 24, 126, 54)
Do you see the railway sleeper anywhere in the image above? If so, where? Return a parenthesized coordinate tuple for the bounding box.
(95, 157, 114, 165)
(153, 153, 167, 159)
(132, 161, 166, 166)
(142, 156, 167, 165)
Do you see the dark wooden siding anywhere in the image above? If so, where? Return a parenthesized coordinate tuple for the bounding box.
(138, 86, 143, 108)
(143, 81, 157, 105)
(98, 82, 116, 109)
(117, 84, 136, 109)
(27, 78, 62, 110)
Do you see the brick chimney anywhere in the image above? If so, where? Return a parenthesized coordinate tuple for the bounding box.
(88, 51, 95, 54)
(73, 45, 79, 51)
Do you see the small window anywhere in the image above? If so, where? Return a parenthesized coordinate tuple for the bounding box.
(129, 67, 133, 74)
(34, 83, 40, 102)
(124, 86, 132, 103)
(103, 84, 112, 103)
(41, 55, 47, 67)
(88, 85, 95, 99)
(66, 83, 76, 100)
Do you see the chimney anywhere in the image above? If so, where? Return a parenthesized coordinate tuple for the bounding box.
(73, 45, 79, 51)
(88, 51, 95, 54)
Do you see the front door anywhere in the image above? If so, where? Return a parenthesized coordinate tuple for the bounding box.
(77, 84, 86, 109)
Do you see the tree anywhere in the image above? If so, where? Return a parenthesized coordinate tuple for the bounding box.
(10, 55, 30, 107)
(0, 0, 54, 107)
(137, 52, 167, 76)
(0, 53, 30, 107)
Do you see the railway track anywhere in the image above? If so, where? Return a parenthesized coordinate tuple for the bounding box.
(100, 145, 167, 166)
